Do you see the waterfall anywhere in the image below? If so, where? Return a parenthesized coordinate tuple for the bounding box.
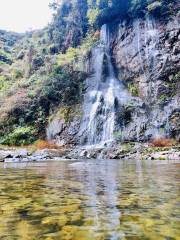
(80, 24, 129, 146)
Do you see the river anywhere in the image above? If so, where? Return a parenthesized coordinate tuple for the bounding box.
(0, 159, 179, 239)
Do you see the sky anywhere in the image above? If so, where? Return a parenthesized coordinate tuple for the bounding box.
(0, 0, 53, 33)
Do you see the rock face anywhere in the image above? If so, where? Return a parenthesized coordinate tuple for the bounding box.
(110, 16, 180, 141)
(46, 117, 81, 145)
(47, 15, 180, 144)
(112, 16, 180, 102)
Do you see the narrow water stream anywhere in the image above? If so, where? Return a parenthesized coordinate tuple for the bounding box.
(80, 24, 129, 146)
(0, 159, 179, 239)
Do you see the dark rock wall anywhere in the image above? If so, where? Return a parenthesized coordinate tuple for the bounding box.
(110, 16, 180, 141)
(112, 16, 180, 102)
(48, 15, 180, 144)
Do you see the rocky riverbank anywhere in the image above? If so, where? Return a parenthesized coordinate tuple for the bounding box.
(0, 143, 180, 163)
(68, 143, 180, 160)
(0, 146, 71, 163)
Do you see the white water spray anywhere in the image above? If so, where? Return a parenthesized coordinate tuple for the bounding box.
(80, 24, 129, 146)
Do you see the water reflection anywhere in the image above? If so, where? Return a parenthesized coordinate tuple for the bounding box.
(0, 159, 179, 240)
(71, 161, 122, 239)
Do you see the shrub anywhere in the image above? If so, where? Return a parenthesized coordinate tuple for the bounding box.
(0, 50, 12, 65)
(57, 48, 78, 66)
(128, 83, 139, 97)
(32, 56, 44, 70)
(2, 126, 37, 146)
(150, 138, 176, 147)
(12, 69, 23, 79)
(0, 76, 9, 91)
(172, 71, 180, 83)
(87, 8, 100, 26)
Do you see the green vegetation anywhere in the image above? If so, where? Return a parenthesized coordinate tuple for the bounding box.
(57, 33, 98, 70)
(159, 71, 180, 102)
(1, 127, 37, 146)
(147, 1, 162, 14)
(49, 105, 82, 124)
(49, 0, 178, 50)
(0, 19, 88, 145)
(128, 83, 139, 97)
(0, 49, 12, 65)
(0, 76, 10, 92)
(172, 71, 180, 83)
(0, 64, 86, 142)
(0, 0, 178, 145)
(87, 8, 100, 26)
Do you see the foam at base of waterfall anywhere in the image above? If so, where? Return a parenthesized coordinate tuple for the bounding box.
(84, 139, 114, 150)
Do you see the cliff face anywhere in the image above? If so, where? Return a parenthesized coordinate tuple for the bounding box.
(112, 17, 180, 102)
(47, 15, 180, 144)
(111, 16, 180, 141)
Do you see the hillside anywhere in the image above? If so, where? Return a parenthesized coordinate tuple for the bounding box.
(0, 0, 179, 146)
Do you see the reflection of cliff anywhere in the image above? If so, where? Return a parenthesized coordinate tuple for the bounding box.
(74, 160, 121, 237)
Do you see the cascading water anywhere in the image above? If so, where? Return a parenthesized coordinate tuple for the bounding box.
(80, 24, 129, 146)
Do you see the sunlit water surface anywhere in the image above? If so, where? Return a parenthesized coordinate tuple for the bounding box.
(0, 159, 179, 240)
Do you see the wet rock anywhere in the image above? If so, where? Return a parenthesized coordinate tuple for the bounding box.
(80, 150, 88, 157)
(47, 116, 81, 145)
(111, 16, 180, 141)
(13, 149, 29, 158)
(149, 150, 180, 160)
(169, 110, 180, 141)
(46, 119, 66, 141)
(0, 150, 15, 161)
(0, 148, 54, 163)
